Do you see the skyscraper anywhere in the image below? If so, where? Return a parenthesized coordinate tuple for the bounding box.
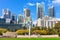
(12, 15, 16, 21)
(37, 3, 44, 19)
(24, 8, 30, 18)
(18, 14, 23, 24)
(24, 8, 30, 24)
(2, 9, 12, 19)
(24, 8, 32, 28)
(48, 6, 55, 17)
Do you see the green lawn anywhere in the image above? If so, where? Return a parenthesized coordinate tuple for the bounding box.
(0, 38, 60, 40)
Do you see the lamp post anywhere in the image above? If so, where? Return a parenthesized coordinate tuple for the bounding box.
(29, 24, 30, 38)
(28, 21, 31, 38)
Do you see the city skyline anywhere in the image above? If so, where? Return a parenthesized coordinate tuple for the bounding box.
(0, 0, 60, 21)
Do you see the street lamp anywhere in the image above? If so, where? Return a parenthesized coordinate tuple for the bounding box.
(28, 21, 31, 38)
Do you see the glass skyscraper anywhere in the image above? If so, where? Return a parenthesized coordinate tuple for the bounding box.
(48, 6, 55, 18)
(2, 9, 12, 19)
(37, 3, 44, 19)
(24, 8, 30, 18)
(18, 14, 23, 24)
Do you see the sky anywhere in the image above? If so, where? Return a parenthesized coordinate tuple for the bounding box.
(0, 0, 60, 21)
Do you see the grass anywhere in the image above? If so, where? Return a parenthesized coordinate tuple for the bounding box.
(0, 38, 60, 40)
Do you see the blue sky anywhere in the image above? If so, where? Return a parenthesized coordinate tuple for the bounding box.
(0, 0, 60, 21)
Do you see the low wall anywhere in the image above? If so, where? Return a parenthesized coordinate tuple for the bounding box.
(40, 35, 59, 38)
(17, 35, 59, 38)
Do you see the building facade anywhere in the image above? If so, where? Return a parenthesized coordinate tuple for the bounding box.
(48, 6, 55, 18)
(24, 8, 32, 29)
(2, 9, 12, 19)
(24, 8, 30, 18)
(37, 3, 44, 19)
(37, 16, 58, 28)
(18, 14, 23, 24)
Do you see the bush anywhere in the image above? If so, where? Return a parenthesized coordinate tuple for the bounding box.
(0, 31, 2, 35)
(32, 30, 48, 35)
(58, 32, 60, 37)
(16, 30, 24, 35)
(0, 28, 7, 35)
(32, 30, 40, 35)
(16, 30, 29, 35)
(39, 30, 48, 35)
(48, 29, 58, 35)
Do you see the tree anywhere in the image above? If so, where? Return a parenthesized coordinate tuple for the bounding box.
(22, 26, 27, 30)
(32, 30, 40, 35)
(39, 30, 48, 35)
(41, 27, 47, 30)
(31, 26, 40, 31)
(54, 22, 60, 35)
(48, 29, 58, 35)
(0, 28, 7, 35)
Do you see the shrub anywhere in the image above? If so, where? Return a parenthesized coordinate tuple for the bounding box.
(0, 28, 7, 35)
(16, 30, 29, 35)
(39, 30, 48, 35)
(58, 32, 60, 37)
(32, 30, 48, 35)
(32, 30, 40, 35)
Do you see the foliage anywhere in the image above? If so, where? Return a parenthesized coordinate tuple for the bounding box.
(39, 30, 48, 35)
(22, 26, 27, 30)
(0, 28, 7, 35)
(48, 29, 58, 35)
(32, 30, 40, 35)
(32, 30, 48, 35)
(58, 32, 60, 37)
(16, 29, 29, 35)
(53, 22, 60, 35)
(31, 26, 40, 31)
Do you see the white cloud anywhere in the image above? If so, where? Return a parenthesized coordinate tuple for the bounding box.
(27, 3, 35, 6)
(52, 0, 60, 4)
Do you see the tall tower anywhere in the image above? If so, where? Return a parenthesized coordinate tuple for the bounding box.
(18, 14, 23, 24)
(2, 9, 12, 19)
(24, 8, 30, 24)
(37, 3, 44, 19)
(24, 8, 30, 18)
(24, 8, 32, 28)
(48, 6, 55, 18)
(2, 9, 12, 23)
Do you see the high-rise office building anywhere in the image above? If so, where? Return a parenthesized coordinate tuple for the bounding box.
(24, 8, 32, 28)
(2, 9, 12, 23)
(2, 9, 12, 19)
(18, 14, 23, 24)
(48, 6, 55, 17)
(37, 3, 44, 19)
(12, 15, 16, 21)
(10, 14, 17, 24)
(24, 8, 30, 18)
(24, 8, 30, 24)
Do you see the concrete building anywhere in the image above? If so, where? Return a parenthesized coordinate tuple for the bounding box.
(37, 3, 44, 19)
(23, 8, 32, 28)
(2, 9, 12, 23)
(37, 16, 59, 28)
(24, 8, 30, 18)
(36, 5, 57, 28)
(48, 6, 55, 18)
(18, 14, 23, 24)
(2, 9, 12, 19)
